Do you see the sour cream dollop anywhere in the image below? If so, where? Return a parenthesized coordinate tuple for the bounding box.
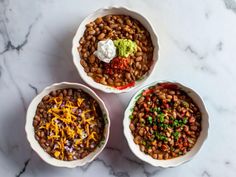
(94, 39, 116, 63)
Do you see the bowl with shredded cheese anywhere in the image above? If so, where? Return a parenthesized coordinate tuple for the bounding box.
(25, 82, 110, 167)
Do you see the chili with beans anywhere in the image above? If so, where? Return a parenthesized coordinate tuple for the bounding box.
(33, 88, 105, 161)
(78, 15, 154, 88)
(129, 83, 201, 160)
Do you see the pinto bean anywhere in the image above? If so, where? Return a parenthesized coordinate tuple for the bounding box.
(89, 54, 96, 64)
(135, 56, 142, 62)
(134, 136, 142, 144)
(98, 33, 105, 40)
(95, 17, 103, 24)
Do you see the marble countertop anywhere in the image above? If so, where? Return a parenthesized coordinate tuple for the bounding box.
(0, 0, 236, 176)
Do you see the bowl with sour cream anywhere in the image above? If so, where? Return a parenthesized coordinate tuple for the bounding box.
(72, 6, 159, 93)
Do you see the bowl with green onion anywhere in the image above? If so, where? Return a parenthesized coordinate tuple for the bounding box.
(123, 81, 209, 167)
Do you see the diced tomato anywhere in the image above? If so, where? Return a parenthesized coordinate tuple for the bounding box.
(162, 100, 167, 104)
(142, 89, 153, 96)
(105, 57, 130, 74)
(153, 125, 157, 130)
(143, 103, 148, 108)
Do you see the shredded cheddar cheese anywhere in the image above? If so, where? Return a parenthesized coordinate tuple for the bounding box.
(37, 96, 100, 160)
(77, 98, 84, 107)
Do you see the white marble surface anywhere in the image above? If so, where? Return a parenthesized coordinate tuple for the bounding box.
(0, 0, 236, 176)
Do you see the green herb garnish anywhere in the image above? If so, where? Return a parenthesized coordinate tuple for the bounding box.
(154, 107, 161, 113)
(173, 120, 179, 127)
(172, 118, 188, 127)
(173, 131, 180, 140)
(183, 117, 188, 124)
(159, 113, 165, 122)
(162, 124, 168, 129)
(155, 132, 168, 141)
(129, 115, 133, 120)
(148, 116, 153, 124)
(159, 123, 168, 129)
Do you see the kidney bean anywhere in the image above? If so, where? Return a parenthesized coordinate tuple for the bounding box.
(189, 117, 196, 123)
(190, 125, 198, 131)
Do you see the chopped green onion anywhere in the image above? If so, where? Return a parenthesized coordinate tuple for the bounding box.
(154, 107, 161, 113)
(129, 115, 133, 120)
(172, 118, 188, 127)
(183, 117, 188, 124)
(155, 132, 168, 141)
(173, 119, 180, 127)
(148, 116, 153, 124)
(162, 124, 168, 129)
(173, 131, 180, 140)
(157, 113, 165, 123)
(159, 123, 167, 128)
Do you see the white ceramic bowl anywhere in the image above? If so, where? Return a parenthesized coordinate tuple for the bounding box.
(25, 82, 110, 168)
(123, 81, 209, 167)
(72, 6, 159, 93)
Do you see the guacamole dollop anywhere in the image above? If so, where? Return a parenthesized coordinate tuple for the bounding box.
(113, 39, 137, 57)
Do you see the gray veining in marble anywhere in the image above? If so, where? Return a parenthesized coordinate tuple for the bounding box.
(0, 0, 236, 177)
(224, 0, 236, 13)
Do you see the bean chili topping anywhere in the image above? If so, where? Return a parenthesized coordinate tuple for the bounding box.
(33, 88, 105, 161)
(129, 83, 201, 160)
(78, 15, 154, 88)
